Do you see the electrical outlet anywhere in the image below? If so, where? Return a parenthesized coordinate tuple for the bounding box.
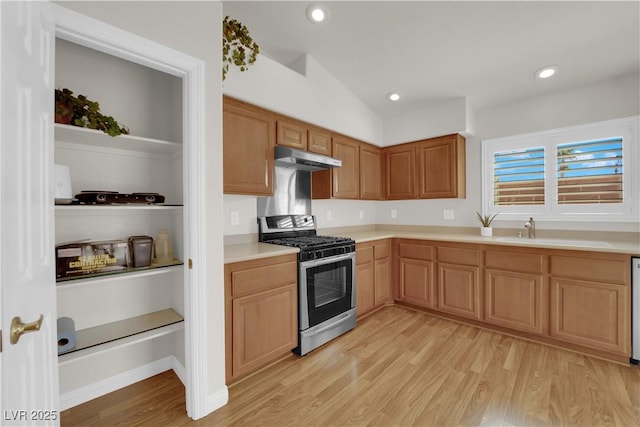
(443, 209, 455, 220)
(391, 209, 397, 219)
(359, 210, 364, 220)
(230, 211, 239, 226)
(326, 210, 332, 221)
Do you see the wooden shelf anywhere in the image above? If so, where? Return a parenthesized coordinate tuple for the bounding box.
(55, 123, 182, 156)
(56, 261, 184, 286)
(58, 308, 184, 362)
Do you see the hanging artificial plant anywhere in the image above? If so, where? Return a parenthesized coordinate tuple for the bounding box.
(55, 88, 129, 137)
(223, 16, 260, 80)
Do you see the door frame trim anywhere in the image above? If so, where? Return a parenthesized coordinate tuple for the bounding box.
(52, 4, 210, 419)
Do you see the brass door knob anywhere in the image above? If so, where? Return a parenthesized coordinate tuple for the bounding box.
(10, 314, 43, 345)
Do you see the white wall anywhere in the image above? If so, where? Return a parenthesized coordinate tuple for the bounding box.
(382, 97, 471, 146)
(54, 0, 226, 417)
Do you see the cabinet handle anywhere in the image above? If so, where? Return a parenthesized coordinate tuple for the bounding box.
(188, 259, 193, 269)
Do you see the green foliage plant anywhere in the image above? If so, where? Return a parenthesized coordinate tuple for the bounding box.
(476, 211, 499, 227)
(55, 88, 129, 137)
(223, 16, 260, 80)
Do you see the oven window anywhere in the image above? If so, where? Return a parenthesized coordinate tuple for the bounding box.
(305, 258, 353, 328)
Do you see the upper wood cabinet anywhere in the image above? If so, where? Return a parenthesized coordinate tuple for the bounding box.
(223, 97, 275, 196)
(308, 127, 332, 155)
(416, 134, 466, 199)
(332, 136, 360, 199)
(384, 133, 466, 200)
(385, 144, 416, 200)
(359, 143, 383, 200)
(276, 118, 307, 151)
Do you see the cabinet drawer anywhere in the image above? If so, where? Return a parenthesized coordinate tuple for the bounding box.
(550, 255, 628, 284)
(356, 245, 374, 265)
(398, 243, 434, 261)
(437, 246, 479, 266)
(485, 250, 545, 274)
(374, 241, 390, 259)
(231, 261, 297, 297)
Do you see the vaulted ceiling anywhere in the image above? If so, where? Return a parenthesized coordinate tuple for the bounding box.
(222, 1, 640, 119)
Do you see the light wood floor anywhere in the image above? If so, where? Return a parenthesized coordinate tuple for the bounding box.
(62, 306, 640, 426)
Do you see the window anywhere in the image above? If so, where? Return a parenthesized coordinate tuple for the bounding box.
(482, 116, 638, 222)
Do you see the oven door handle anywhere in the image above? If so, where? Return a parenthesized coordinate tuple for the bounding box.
(299, 251, 355, 268)
(306, 311, 354, 337)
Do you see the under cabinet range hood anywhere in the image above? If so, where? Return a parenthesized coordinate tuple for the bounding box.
(274, 146, 341, 172)
(257, 146, 342, 217)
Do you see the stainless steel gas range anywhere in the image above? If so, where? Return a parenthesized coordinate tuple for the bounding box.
(258, 214, 356, 356)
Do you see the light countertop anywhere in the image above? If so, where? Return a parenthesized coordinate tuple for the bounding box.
(224, 229, 639, 263)
(224, 242, 299, 264)
(331, 230, 640, 255)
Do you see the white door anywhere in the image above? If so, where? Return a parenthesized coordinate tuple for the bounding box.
(1, 1, 59, 425)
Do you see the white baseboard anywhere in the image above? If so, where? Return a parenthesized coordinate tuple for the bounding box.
(59, 356, 179, 411)
(205, 386, 229, 418)
(172, 357, 186, 386)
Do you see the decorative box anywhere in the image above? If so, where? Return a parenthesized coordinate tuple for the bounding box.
(56, 240, 127, 278)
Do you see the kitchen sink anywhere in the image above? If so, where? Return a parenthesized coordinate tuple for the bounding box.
(494, 236, 611, 248)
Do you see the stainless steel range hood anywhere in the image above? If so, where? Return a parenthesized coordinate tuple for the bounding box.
(258, 146, 342, 217)
(274, 146, 341, 172)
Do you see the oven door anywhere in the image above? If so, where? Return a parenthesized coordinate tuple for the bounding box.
(299, 251, 355, 330)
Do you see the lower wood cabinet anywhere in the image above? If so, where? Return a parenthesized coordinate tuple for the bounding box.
(356, 245, 375, 317)
(485, 269, 546, 334)
(438, 263, 481, 320)
(437, 245, 481, 320)
(390, 240, 631, 362)
(395, 240, 436, 308)
(549, 254, 630, 356)
(356, 240, 391, 317)
(224, 254, 298, 383)
(484, 249, 547, 335)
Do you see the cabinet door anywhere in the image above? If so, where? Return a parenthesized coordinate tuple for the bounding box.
(374, 240, 391, 306)
(332, 136, 360, 199)
(232, 284, 297, 379)
(437, 263, 481, 320)
(385, 144, 416, 199)
(223, 97, 274, 195)
(398, 258, 435, 308)
(360, 143, 383, 200)
(485, 269, 547, 335)
(356, 245, 375, 317)
(308, 128, 332, 155)
(550, 277, 629, 355)
(416, 134, 465, 199)
(374, 257, 391, 306)
(276, 118, 307, 150)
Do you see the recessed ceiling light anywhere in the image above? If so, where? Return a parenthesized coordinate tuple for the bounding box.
(307, 5, 327, 23)
(387, 93, 401, 102)
(535, 66, 557, 79)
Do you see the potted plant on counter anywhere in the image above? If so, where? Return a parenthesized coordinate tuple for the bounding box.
(476, 212, 499, 237)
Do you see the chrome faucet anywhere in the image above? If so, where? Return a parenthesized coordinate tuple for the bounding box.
(524, 217, 536, 239)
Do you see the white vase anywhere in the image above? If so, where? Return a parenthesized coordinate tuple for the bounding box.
(480, 227, 493, 237)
